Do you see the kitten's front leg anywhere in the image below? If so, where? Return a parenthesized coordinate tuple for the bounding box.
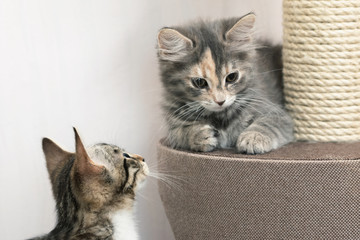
(237, 131, 273, 154)
(167, 124, 219, 152)
(236, 110, 294, 154)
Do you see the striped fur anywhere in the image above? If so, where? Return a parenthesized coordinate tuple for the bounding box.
(157, 13, 294, 154)
(29, 129, 148, 240)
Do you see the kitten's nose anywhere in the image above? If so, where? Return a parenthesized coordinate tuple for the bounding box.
(216, 100, 225, 106)
(132, 154, 145, 162)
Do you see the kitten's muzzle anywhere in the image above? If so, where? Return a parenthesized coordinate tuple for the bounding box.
(129, 153, 145, 162)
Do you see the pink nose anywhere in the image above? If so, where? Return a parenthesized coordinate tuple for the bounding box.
(215, 100, 225, 106)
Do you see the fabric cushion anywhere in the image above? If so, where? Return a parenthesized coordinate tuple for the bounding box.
(157, 141, 360, 240)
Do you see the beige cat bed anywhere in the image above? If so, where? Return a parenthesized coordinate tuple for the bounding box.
(157, 141, 360, 239)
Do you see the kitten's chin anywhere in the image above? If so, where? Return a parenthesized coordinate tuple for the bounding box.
(205, 106, 227, 112)
(136, 177, 148, 190)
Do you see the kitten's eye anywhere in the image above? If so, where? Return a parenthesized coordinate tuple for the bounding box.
(191, 78, 208, 89)
(123, 153, 130, 158)
(226, 72, 239, 83)
(114, 149, 119, 154)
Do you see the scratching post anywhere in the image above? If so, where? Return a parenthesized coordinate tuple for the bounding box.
(283, 0, 360, 142)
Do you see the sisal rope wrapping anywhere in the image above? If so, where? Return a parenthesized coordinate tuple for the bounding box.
(283, 0, 360, 142)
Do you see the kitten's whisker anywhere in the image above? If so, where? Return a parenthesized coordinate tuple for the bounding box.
(150, 173, 187, 179)
(148, 167, 187, 174)
(193, 107, 205, 123)
(235, 98, 283, 119)
(148, 171, 188, 192)
(172, 104, 199, 119)
(184, 106, 203, 123)
(170, 105, 201, 125)
(135, 190, 152, 202)
(162, 102, 198, 124)
(235, 91, 284, 113)
(176, 108, 198, 120)
(146, 163, 158, 170)
(152, 176, 184, 192)
(171, 102, 199, 115)
(148, 171, 188, 182)
(157, 102, 203, 143)
(253, 68, 282, 75)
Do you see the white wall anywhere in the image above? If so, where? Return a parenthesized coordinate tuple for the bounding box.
(0, 0, 282, 239)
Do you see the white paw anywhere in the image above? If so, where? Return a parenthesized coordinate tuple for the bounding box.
(236, 131, 273, 154)
(189, 125, 219, 152)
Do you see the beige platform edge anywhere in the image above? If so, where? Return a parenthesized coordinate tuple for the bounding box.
(157, 141, 360, 240)
(283, 0, 360, 142)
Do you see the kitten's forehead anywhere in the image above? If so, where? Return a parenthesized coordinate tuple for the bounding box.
(89, 143, 123, 152)
(86, 143, 124, 166)
(191, 48, 218, 87)
(191, 48, 234, 87)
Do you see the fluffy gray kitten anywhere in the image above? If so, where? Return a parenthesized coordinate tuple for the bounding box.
(157, 13, 294, 154)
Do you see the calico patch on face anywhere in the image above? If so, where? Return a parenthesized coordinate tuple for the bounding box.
(190, 48, 246, 111)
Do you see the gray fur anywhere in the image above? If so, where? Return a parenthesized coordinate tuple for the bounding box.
(157, 13, 294, 154)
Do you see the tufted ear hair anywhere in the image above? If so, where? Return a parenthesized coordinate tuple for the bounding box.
(225, 13, 256, 51)
(73, 128, 104, 176)
(157, 28, 194, 62)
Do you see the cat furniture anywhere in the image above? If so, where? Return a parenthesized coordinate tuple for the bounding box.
(158, 141, 360, 239)
(157, 1, 360, 239)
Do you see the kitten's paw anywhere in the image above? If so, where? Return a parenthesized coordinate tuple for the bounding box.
(189, 125, 219, 152)
(236, 131, 273, 154)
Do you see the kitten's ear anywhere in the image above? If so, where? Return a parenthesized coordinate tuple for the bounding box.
(73, 128, 104, 176)
(157, 28, 193, 61)
(225, 13, 256, 46)
(42, 138, 72, 175)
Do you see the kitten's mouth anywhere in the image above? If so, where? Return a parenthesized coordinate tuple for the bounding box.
(207, 105, 227, 112)
(202, 97, 235, 112)
(203, 102, 232, 112)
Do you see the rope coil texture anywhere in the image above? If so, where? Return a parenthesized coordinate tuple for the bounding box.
(283, 0, 360, 142)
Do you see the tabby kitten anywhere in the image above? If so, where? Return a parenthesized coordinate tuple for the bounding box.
(29, 128, 148, 240)
(157, 13, 293, 154)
